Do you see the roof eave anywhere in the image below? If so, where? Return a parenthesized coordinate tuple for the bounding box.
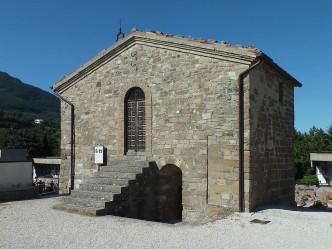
(51, 34, 137, 93)
(258, 52, 302, 87)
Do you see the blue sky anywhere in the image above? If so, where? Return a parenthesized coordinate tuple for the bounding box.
(0, 0, 331, 132)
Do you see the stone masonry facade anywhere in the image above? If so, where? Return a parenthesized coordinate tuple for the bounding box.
(52, 29, 301, 223)
(248, 64, 296, 209)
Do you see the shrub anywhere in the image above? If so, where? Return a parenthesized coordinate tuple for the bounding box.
(296, 174, 318, 186)
(312, 199, 326, 209)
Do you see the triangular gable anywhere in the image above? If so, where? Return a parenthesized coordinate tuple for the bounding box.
(51, 29, 301, 93)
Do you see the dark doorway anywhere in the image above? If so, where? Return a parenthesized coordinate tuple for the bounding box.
(159, 164, 183, 222)
(125, 87, 145, 153)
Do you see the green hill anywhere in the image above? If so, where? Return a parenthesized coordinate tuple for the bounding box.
(0, 71, 60, 156)
(0, 71, 60, 121)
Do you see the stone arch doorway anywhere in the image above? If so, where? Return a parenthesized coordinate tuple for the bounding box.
(124, 87, 145, 154)
(159, 164, 182, 222)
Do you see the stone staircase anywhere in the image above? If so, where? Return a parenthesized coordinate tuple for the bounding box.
(54, 156, 150, 216)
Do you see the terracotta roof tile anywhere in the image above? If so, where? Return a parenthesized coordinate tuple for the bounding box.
(128, 28, 258, 51)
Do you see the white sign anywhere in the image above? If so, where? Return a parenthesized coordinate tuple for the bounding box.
(95, 146, 104, 164)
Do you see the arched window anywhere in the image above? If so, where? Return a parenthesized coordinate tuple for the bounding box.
(125, 87, 145, 153)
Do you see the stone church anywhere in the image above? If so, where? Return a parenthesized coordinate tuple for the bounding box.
(52, 29, 301, 223)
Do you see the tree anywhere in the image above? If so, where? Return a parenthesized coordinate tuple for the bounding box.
(294, 124, 332, 179)
(42, 135, 51, 156)
(294, 130, 310, 178)
(7, 129, 40, 157)
(327, 123, 332, 149)
(0, 110, 60, 157)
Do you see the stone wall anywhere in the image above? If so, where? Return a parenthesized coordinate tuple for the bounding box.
(247, 63, 295, 210)
(59, 101, 72, 194)
(0, 186, 39, 202)
(295, 185, 332, 207)
(58, 43, 251, 221)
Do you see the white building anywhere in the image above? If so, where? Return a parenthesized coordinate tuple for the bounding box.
(0, 149, 37, 202)
(310, 152, 332, 186)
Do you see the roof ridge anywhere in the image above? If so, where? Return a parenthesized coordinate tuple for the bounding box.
(129, 28, 260, 52)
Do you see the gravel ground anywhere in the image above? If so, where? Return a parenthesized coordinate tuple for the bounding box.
(0, 196, 332, 249)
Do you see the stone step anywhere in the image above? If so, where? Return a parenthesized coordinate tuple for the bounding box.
(62, 196, 106, 209)
(55, 157, 150, 217)
(122, 155, 146, 161)
(87, 177, 129, 186)
(106, 160, 149, 168)
(94, 171, 138, 179)
(53, 202, 106, 216)
(71, 189, 115, 201)
(79, 183, 122, 193)
(100, 165, 145, 173)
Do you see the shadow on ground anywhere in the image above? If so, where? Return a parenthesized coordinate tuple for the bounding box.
(253, 203, 332, 213)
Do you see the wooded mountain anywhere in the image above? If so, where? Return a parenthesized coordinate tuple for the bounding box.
(0, 71, 59, 121)
(0, 71, 60, 157)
